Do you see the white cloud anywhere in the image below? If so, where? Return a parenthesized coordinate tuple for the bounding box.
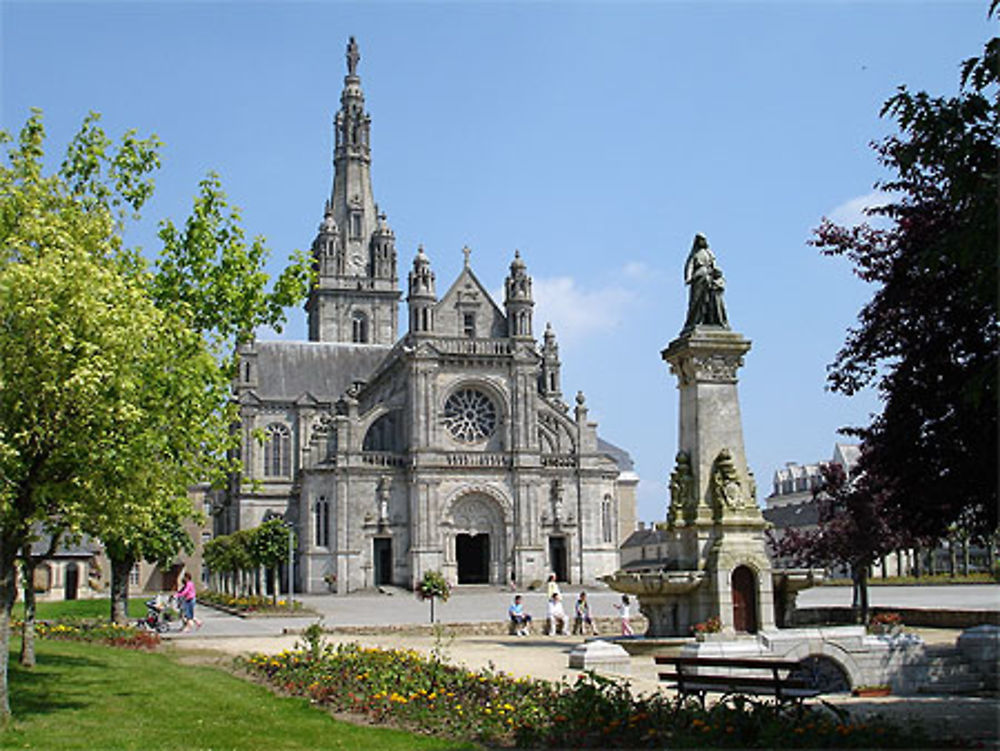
(531, 276, 635, 346)
(827, 190, 894, 226)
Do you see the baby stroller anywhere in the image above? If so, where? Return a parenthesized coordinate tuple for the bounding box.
(138, 594, 176, 633)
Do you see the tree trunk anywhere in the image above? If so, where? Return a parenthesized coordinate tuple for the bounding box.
(913, 545, 923, 577)
(109, 555, 133, 624)
(0, 544, 20, 723)
(858, 566, 870, 625)
(949, 538, 957, 577)
(19, 553, 36, 668)
(962, 538, 970, 576)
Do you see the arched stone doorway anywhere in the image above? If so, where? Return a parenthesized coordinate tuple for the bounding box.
(731, 565, 757, 633)
(448, 493, 506, 586)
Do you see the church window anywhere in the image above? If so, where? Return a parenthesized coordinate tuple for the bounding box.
(463, 312, 476, 338)
(351, 213, 362, 238)
(363, 412, 402, 452)
(443, 388, 497, 443)
(602, 496, 613, 543)
(351, 311, 369, 343)
(128, 562, 141, 587)
(264, 423, 291, 477)
(315, 496, 330, 548)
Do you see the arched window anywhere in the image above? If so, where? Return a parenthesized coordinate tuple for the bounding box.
(264, 423, 291, 477)
(351, 310, 369, 343)
(315, 496, 330, 548)
(602, 496, 614, 544)
(363, 412, 402, 452)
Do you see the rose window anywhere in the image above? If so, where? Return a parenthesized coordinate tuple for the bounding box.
(444, 389, 497, 442)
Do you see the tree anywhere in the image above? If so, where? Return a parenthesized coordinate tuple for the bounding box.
(251, 518, 295, 605)
(0, 106, 313, 721)
(812, 18, 999, 542)
(152, 172, 313, 358)
(767, 462, 906, 623)
(0, 188, 206, 717)
(416, 570, 451, 623)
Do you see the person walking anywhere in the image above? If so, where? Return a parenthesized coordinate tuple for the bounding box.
(176, 571, 202, 632)
(613, 594, 633, 636)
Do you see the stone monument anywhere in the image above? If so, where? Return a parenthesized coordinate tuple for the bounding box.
(606, 233, 818, 636)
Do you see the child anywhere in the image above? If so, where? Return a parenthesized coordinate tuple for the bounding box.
(613, 594, 633, 636)
(572, 591, 599, 636)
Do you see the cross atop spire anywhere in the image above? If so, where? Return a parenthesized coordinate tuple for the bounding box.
(462, 246, 471, 267)
(346, 37, 360, 76)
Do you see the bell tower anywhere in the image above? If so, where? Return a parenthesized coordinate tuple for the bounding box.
(306, 37, 400, 344)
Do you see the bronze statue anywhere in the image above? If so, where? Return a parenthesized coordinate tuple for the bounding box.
(683, 233, 729, 330)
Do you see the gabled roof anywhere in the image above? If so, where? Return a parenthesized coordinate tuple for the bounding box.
(436, 262, 506, 319)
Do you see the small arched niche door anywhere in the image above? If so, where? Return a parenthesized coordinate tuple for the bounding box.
(731, 565, 758, 633)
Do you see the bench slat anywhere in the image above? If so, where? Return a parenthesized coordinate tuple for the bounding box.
(657, 673, 812, 690)
(655, 655, 802, 670)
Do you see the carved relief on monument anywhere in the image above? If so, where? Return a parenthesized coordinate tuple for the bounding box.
(668, 353, 745, 385)
(667, 450, 695, 526)
(710, 448, 750, 516)
(451, 495, 497, 533)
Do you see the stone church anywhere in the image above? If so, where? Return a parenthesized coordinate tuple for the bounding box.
(221, 39, 637, 593)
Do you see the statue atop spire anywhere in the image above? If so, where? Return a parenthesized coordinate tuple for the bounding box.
(346, 36, 360, 76)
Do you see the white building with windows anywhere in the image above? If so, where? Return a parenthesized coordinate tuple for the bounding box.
(218, 39, 638, 593)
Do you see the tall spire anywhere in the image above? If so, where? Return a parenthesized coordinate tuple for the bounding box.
(306, 37, 400, 344)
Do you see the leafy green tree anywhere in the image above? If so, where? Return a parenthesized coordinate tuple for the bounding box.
(812, 18, 998, 542)
(0, 104, 314, 720)
(416, 570, 451, 623)
(153, 172, 313, 357)
(0, 174, 204, 717)
(251, 518, 295, 605)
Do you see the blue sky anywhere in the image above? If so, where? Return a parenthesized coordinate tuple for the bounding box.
(2, 1, 993, 523)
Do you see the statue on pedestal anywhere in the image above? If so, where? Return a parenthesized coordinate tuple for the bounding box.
(683, 233, 729, 330)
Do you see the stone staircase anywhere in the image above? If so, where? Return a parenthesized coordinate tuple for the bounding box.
(913, 645, 993, 695)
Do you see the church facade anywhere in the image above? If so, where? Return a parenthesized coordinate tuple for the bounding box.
(221, 39, 637, 593)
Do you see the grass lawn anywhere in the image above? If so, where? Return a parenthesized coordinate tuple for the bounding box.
(1, 640, 476, 750)
(11, 597, 147, 621)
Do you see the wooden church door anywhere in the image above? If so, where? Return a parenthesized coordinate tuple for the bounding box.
(731, 565, 758, 633)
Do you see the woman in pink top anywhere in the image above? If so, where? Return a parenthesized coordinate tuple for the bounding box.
(176, 572, 202, 632)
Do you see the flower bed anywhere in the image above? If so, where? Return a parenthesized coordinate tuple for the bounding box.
(239, 639, 959, 748)
(13, 620, 160, 650)
(198, 590, 305, 615)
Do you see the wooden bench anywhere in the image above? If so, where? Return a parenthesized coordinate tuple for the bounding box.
(655, 655, 821, 707)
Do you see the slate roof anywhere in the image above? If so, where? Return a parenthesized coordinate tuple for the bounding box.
(763, 501, 820, 530)
(253, 340, 392, 401)
(29, 534, 102, 558)
(597, 437, 635, 473)
(620, 527, 668, 548)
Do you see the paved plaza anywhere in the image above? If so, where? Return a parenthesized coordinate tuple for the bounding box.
(167, 583, 1000, 747)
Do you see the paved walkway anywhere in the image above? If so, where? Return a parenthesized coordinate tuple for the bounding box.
(164, 584, 1000, 748)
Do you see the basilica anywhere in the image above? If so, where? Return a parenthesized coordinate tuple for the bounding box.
(221, 39, 637, 593)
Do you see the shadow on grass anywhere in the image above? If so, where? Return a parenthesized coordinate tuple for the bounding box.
(7, 650, 109, 718)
